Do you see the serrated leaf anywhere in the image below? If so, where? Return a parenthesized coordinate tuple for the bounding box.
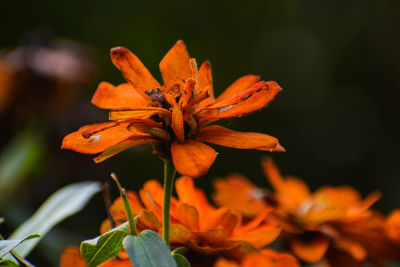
(0, 234, 39, 258)
(0, 259, 19, 266)
(80, 221, 130, 267)
(4, 181, 101, 259)
(123, 230, 177, 267)
(173, 254, 190, 267)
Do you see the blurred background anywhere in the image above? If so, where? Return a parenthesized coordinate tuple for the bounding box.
(0, 0, 399, 265)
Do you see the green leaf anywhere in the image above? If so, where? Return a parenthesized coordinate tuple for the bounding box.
(173, 254, 190, 267)
(5, 181, 101, 259)
(0, 234, 39, 258)
(0, 259, 19, 266)
(123, 230, 177, 267)
(80, 221, 131, 267)
(0, 218, 4, 225)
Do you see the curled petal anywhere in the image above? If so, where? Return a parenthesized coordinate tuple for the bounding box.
(216, 75, 260, 102)
(197, 61, 215, 108)
(93, 137, 158, 163)
(109, 107, 171, 121)
(172, 105, 185, 143)
(61, 123, 136, 154)
(171, 140, 217, 178)
(197, 125, 279, 150)
(178, 78, 195, 108)
(91, 82, 148, 109)
(159, 40, 192, 89)
(110, 47, 161, 100)
(231, 224, 281, 249)
(200, 81, 281, 125)
(290, 232, 330, 263)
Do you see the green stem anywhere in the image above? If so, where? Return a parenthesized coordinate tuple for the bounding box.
(162, 160, 176, 247)
(110, 173, 137, 235)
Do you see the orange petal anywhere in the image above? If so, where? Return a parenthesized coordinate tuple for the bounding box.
(109, 107, 171, 121)
(204, 207, 241, 235)
(231, 224, 281, 248)
(198, 61, 215, 107)
(172, 105, 185, 143)
(171, 140, 217, 178)
(93, 137, 158, 163)
(213, 175, 270, 218)
(60, 247, 87, 267)
(142, 180, 165, 207)
(387, 209, 400, 242)
(290, 232, 330, 263)
(99, 258, 132, 267)
(178, 78, 195, 108)
(214, 258, 240, 267)
(170, 224, 194, 244)
(175, 203, 200, 231)
(159, 40, 191, 89)
(200, 81, 281, 125)
(61, 123, 136, 154)
(335, 238, 367, 261)
(110, 47, 160, 100)
(197, 125, 279, 151)
(79, 122, 119, 138)
(262, 157, 311, 208)
(216, 75, 260, 102)
(91, 82, 148, 110)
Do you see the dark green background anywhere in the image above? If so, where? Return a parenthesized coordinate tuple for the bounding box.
(1, 0, 399, 265)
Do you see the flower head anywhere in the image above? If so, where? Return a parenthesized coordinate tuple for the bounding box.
(101, 176, 281, 265)
(212, 158, 400, 265)
(62, 40, 284, 177)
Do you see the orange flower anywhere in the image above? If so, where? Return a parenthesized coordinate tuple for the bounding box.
(102, 176, 281, 265)
(212, 158, 400, 265)
(62, 40, 284, 177)
(59, 247, 132, 267)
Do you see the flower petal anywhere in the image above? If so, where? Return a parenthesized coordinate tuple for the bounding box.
(216, 75, 260, 102)
(171, 140, 217, 178)
(110, 47, 160, 100)
(197, 125, 279, 150)
(60, 247, 86, 267)
(172, 105, 185, 142)
(61, 123, 136, 154)
(231, 224, 281, 248)
(290, 232, 330, 263)
(159, 40, 192, 89)
(197, 61, 215, 108)
(262, 157, 311, 209)
(93, 137, 158, 163)
(109, 107, 171, 121)
(213, 175, 270, 218)
(199, 81, 281, 125)
(91, 82, 148, 110)
(175, 203, 200, 231)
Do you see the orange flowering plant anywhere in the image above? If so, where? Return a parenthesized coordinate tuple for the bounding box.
(212, 158, 400, 266)
(60, 176, 299, 267)
(61, 40, 284, 255)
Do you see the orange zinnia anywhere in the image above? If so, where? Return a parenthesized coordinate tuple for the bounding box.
(212, 158, 400, 265)
(101, 176, 281, 265)
(62, 40, 284, 177)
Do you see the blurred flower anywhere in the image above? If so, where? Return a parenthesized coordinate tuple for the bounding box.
(386, 209, 400, 243)
(62, 40, 284, 177)
(0, 38, 94, 118)
(213, 158, 400, 265)
(102, 176, 281, 265)
(60, 247, 132, 267)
